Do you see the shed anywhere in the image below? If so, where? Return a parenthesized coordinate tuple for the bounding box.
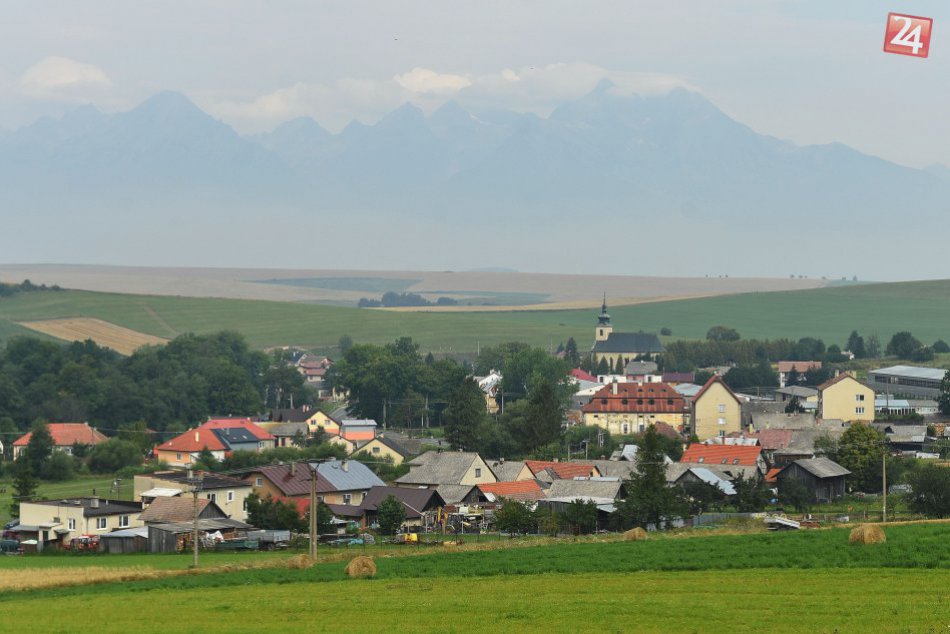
(99, 526, 149, 554)
(776, 457, 850, 502)
(147, 518, 253, 554)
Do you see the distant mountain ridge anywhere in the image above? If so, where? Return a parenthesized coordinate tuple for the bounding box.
(0, 85, 946, 277)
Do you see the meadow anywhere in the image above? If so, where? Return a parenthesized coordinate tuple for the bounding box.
(1, 279, 949, 353)
(0, 524, 947, 632)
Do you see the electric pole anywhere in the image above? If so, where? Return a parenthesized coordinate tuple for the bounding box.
(186, 470, 203, 568)
(882, 446, 887, 523)
(309, 461, 318, 559)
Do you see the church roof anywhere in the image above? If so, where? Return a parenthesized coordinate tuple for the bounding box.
(592, 332, 664, 354)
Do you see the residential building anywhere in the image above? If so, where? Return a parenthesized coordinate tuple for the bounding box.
(16, 497, 143, 550)
(360, 486, 444, 530)
(674, 467, 736, 495)
(243, 460, 384, 507)
(134, 472, 253, 522)
(307, 411, 342, 437)
(153, 419, 276, 468)
(516, 460, 602, 482)
(590, 297, 664, 368)
(773, 386, 819, 404)
(139, 497, 228, 524)
(543, 478, 625, 503)
(395, 451, 497, 488)
(679, 444, 766, 479)
(777, 361, 822, 388)
(356, 434, 422, 465)
(476, 480, 546, 503)
(775, 457, 850, 502)
(868, 365, 946, 399)
(339, 419, 378, 442)
(256, 422, 309, 448)
(817, 374, 875, 423)
(201, 418, 276, 451)
(12, 423, 108, 459)
(582, 381, 689, 435)
(691, 375, 743, 440)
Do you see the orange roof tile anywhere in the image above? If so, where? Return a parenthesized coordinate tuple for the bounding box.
(156, 427, 227, 453)
(581, 382, 687, 414)
(764, 468, 782, 484)
(13, 423, 108, 447)
(202, 418, 275, 441)
(681, 444, 762, 467)
(478, 480, 545, 501)
(692, 375, 742, 405)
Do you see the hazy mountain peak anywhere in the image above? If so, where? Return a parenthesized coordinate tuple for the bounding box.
(134, 90, 203, 115)
(377, 102, 426, 128)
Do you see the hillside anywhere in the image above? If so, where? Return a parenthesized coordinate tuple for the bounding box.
(2, 279, 950, 354)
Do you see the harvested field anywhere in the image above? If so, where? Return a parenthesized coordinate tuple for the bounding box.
(18, 318, 168, 355)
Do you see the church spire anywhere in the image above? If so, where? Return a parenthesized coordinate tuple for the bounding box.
(597, 293, 611, 326)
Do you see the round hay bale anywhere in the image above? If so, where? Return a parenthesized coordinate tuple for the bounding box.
(848, 524, 886, 545)
(344, 556, 377, 579)
(623, 527, 649, 541)
(286, 554, 315, 570)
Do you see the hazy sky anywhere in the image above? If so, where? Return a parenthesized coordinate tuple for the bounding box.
(2, 0, 948, 168)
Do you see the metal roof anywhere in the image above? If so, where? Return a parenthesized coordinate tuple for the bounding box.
(544, 479, 622, 500)
(149, 518, 252, 533)
(140, 487, 183, 498)
(870, 365, 947, 381)
(681, 467, 737, 495)
(788, 457, 850, 479)
(101, 526, 149, 539)
(312, 459, 385, 492)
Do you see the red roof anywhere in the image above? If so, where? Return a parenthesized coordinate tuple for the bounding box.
(571, 368, 597, 383)
(680, 444, 762, 467)
(755, 429, 793, 451)
(692, 375, 742, 405)
(523, 460, 559, 476)
(764, 468, 782, 484)
(777, 361, 822, 374)
(581, 382, 687, 414)
(157, 427, 227, 453)
(478, 480, 545, 501)
(202, 418, 275, 441)
(817, 373, 860, 392)
(523, 461, 599, 480)
(13, 423, 108, 448)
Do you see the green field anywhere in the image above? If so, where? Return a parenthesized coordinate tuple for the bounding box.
(1, 279, 950, 353)
(1, 524, 948, 632)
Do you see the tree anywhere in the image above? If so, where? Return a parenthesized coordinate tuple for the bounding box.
(660, 327, 673, 337)
(562, 499, 598, 534)
(443, 378, 487, 451)
(886, 331, 922, 359)
(88, 439, 143, 473)
(564, 338, 581, 367)
(846, 331, 866, 358)
(939, 370, 950, 416)
(906, 464, 950, 518)
(933, 340, 950, 354)
(613, 425, 685, 530)
(777, 477, 812, 512)
(910, 346, 935, 362)
(785, 396, 805, 414)
(494, 499, 535, 535)
(377, 495, 407, 535)
(865, 334, 881, 359)
(193, 447, 220, 471)
(245, 492, 307, 531)
(706, 326, 740, 342)
(836, 424, 885, 493)
(42, 451, 75, 481)
(338, 334, 354, 355)
(596, 357, 610, 375)
(731, 474, 771, 512)
(785, 368, 800, 386)
(681, 480, 725, 516)
(9, 456, 37, 518)
(26, 421, 53, 477)
(508, 378, 565, 454)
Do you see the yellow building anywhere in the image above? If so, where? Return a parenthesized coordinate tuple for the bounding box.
(307, 411, 341, 437)
(134, 472, 253, 522)
(18, 497, 143, 550)
(691, 375, 743, 441)
(582, 381, 689, 436)
(356, 436, 419, 466)
(590, 298, 664, 369)
(817, 374, 875, 423)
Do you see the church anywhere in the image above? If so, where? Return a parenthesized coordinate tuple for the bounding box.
(590, 297, 664, 369)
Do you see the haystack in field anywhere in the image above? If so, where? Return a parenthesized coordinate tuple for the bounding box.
(623, 527, 648, 541)
(286, 554, 315, 569)
(344, 556, 377, 578)
(849, 524, 886, 545)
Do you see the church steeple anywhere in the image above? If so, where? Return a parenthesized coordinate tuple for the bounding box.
(595, 293, 613, 341)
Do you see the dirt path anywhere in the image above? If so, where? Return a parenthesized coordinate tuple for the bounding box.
(141, 303, 179, 338)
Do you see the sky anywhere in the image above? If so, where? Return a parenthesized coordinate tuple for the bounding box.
(2, 0, 949, 169)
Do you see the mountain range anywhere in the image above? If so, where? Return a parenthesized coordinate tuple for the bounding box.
(1, 83, 947, 278)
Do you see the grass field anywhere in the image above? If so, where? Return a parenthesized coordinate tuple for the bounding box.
(0, 524, 948, 632)
(1, 279, 950, 353)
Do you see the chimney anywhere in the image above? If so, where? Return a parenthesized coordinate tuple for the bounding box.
(342, 461, 349, 472)
(90, 497, 100, 509)
(290, 462, 297, 477)
(612, 381, 618, 395)
(194, 430, 200, 443)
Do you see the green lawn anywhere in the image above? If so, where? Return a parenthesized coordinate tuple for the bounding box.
(2, 279, 950, 353)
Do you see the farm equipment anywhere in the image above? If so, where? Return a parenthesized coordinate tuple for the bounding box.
(247, 530, 290, 550)
(67, 535, 101, 552)
(214, 537, 260, 551)
(0, 539, 21, 555)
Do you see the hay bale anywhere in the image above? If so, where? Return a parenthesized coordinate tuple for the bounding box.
(286, 554, 315, 570)
(344, 556, 377, 579)
(623, 527, 649, 541)
(849, 524, 886, 545)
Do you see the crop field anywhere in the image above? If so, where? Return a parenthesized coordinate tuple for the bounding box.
(0, 524, 947, 632)
(17, 318, 168, 355)
(1, 279, 949, 353)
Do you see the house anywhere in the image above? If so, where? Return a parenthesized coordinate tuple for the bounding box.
(134, 472, 253, 521)
(201, 418, 276, 451)
(582, 381, 690, 435)
(773, 386, 819, 404)
(153, 419, 276, 468)
(817, 374, 875, 423)
(339, 419, 377, 443)
(691, 375, 744, 441)
(590, 297, 664, 368)
(476, 480, 546, 503)
(776, 457, 850, 502)
(485, 459, 525, 483)
(395, 451, 497, 488)
(327, 435, 360, 454)
(12, 423, 108, 459)
(139, 497, 228, 524)
(257, 422, 309, 448)
(753, 429, 794, 467)
(15, 497, 143, 551)
(777, 361, 823, 388)
(243, 460, 384, 507)
(307, 411, 342, 437)
(360, 486, 445, 530)
(543, 478, 625, 503)
(680, 444, 766, 480)
(435, 484, 478, 506)
(674, 467, 737, 495)
(517, 460, 602, 482)
(356, 434, 423, 466)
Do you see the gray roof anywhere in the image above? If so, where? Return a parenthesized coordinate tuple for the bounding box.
(435, 484, 476, 505)
(591, 332, 664, 354)
(485, 460, 524, 482)
(266, 422, 309, 437)
(341, 418, 378, 428)
(149, 518, 251, 534)
(544, 479, 623, 501)
(750, 412, 818, 430)
(395, 452, 492, 486)
(774, 428, 846, 455)
(28, 498, 142, 518)
(678, 467, 737, 495)
(775, 386, 819, 398)
(578, 459, 637, 480)
(211, 427, 259, 446)
(313, 459, 385, 491)
(624, 360, 658, 375)
(870, 365, 947, 381)
(372, 434, 424, 458)
(361, 486, 444, 518)
(787, 457, 850, 479)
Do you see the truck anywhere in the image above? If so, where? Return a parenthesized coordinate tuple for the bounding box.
(246, 530, 291, 550)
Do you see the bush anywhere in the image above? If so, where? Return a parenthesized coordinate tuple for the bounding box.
(88, 439, 143, 474)
(41, 451, 75, 481)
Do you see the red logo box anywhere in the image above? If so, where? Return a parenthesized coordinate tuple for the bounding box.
(883, 13, 933, 58)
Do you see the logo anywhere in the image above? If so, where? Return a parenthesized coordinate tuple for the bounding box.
(883, 13, 933, 58)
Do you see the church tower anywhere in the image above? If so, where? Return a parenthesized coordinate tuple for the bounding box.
(595, 294, 613, 342)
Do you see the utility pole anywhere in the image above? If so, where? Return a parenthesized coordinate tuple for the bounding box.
(882, 447, 887, 523)
(186, 469, 203, 568)
(309, 462, 318, 559)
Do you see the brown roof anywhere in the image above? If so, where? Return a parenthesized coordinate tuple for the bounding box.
(140, 497, 221, 523)
(249, 463, 333, 497)
(818, 373, 862, 391)
(777, 361, 822, 374)
(755, 429, 794, 451)
(692, 375, 742, 405)
(581, 382, 688, 414)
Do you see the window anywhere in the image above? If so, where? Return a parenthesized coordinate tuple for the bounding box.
(317, 496, 325, 503)
(119, 515, 129, 528)
(343, 493, 352, 505)
(718, 418, 726, 426)
(697, 457, 705, 463)
(648, 399, 655, 405)
(255, 477, 263, 487)
(227, 491, 235, 503)
(372, 446, 380, 454)
(718, 404, 726, 413)
(208, 493, 216, 502)
(719, 431, 726, 438)
(856, 407, 865, 414)
(621, 398, 628, 405)
(733, 458, 740, 465)
(96, 518, 107, 530)
(475, 468, 482, 478)
(622, 423, 629, 434)
(855, 394, 865, 402)
(243, 499, 248, 511)
(68, 518, 76, 531)
(176, 453, 181, 461)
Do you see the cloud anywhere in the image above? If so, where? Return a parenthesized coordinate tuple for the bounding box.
(201, 63, 693, 134)
(19, 56, 112, 101)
